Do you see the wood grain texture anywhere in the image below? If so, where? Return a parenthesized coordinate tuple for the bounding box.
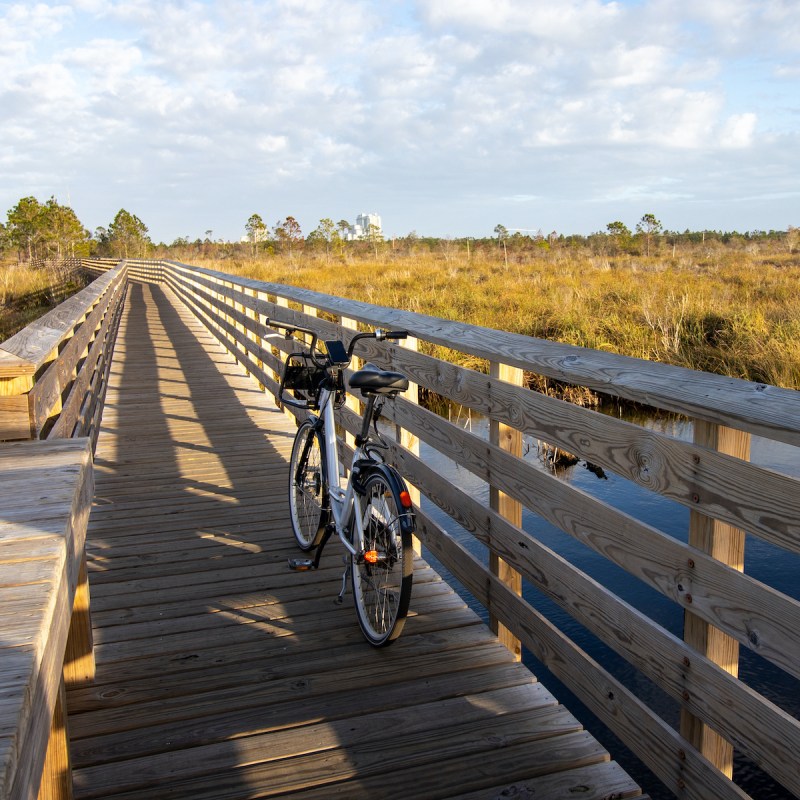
(378, 431, 800, 798)
(0, 438, 93, 800)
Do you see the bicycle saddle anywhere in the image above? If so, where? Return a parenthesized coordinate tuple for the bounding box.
(349, 363, 409, 396)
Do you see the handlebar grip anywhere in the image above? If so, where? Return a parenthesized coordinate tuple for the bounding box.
(385, 331, 408, 340)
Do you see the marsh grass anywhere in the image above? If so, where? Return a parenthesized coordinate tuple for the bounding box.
(196, 248, 800, 391)
(4, 248, 797, 390)
(0, 260, 87, 342)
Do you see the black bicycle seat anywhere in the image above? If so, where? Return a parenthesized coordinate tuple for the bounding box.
(349, 363, 409, 396)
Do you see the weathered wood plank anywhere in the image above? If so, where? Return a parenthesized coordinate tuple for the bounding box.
(71, 685, 553, 798)
(390, 437, 800, 797)
(0, 397, 32, 441)
(449, 761, 644, 800)
(0, 268, 122, 370)
(0, 438, 92, 800)
(376, 341, 800, 554)
(414, 507, 750, 800)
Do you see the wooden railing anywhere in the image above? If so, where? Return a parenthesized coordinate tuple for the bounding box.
(85, 259, 800, 799)
(1, 261, 127, 447)
(0, 262, 127, 799)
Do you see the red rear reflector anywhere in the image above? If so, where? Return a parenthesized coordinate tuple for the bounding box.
(364, 550, 379, 564)
(399, 491, 412, 508)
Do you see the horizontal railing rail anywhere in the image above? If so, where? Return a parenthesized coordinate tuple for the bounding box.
(1, 261, 127, 447)
(82, 258, 799, 800)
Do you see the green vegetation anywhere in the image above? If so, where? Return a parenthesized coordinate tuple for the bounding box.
(3, 196, 91, 260)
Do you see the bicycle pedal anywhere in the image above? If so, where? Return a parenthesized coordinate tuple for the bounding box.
(288, 558, 315, 571)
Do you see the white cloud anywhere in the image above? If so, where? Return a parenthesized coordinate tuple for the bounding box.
(0, 0, 797, 239)
(419, 0, 622, 41)
(258, 135, 288, 154)
(591, 45, 673, 88)
(720, 113, 757, 148)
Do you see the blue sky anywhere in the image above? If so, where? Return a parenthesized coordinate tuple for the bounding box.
(1, 0, 798, 243)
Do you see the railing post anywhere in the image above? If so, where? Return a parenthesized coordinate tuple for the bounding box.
(237, 284, 248, 375)
(397, 335, 421, 555)
(251, 288, 265, 390)
(341, 316, 360, 452)
(489, 361, 523, 660)
(63, 557, 95, 685)
(274, 296, 295, 420)
(1, 360, 98, 691)
(680, 420, 750, 777)
(37, 677, 73, 800)
(0, 353, 36, 440)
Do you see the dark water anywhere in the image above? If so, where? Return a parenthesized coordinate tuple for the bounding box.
(417, 411, 799, 800)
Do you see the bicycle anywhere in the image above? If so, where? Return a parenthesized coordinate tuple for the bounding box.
(266, 319, 416, 647)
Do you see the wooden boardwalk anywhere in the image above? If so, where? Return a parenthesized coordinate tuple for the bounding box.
(65, 283, 643, 799)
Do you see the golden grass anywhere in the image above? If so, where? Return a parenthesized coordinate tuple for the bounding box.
(193, 247, 800, 390)
(0, 260, 55, 305)
(0, 261, 87, 342)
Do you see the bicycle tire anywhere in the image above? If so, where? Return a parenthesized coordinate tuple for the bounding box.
(288, 420, 328, 551)
(351, 471, 413, 646)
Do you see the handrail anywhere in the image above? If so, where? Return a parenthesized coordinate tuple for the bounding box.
(164, 259, 800, 446)
(83, 258, 799, 800)
(0, 264, 127, 799)
(0, 261, 127, 446)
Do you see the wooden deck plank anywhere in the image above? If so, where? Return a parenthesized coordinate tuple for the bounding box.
(0, 437, 93, 800)
(66, 283, 641, 799)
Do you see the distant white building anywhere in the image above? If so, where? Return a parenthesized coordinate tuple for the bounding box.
(346, 212, 381, 241)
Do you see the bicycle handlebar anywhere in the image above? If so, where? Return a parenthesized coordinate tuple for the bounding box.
(269, 318, 410, 411)
(264, 318, 408, 364)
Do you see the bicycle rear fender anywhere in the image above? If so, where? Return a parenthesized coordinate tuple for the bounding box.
(352, 459, 416, 536)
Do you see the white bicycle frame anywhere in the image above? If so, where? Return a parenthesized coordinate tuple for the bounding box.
(313, 383, 370, 558)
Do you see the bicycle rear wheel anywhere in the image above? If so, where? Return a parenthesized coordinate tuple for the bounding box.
(288, 420, 328, 551)
(351, 472, 413, 646)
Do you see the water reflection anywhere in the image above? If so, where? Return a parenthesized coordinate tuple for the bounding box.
(417, 409, 799, 800)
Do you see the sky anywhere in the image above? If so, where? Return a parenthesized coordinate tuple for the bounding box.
(1, 0, 798, 243)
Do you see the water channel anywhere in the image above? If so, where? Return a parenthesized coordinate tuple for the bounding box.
(416, 407, 799, 800)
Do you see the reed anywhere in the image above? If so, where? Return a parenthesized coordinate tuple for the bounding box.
(194, 247, 800, 391)
(0, 260, 87, 341)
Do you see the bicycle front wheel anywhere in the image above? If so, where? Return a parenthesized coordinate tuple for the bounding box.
(352, 472, 413, 646)
(288, 420, 328, 551)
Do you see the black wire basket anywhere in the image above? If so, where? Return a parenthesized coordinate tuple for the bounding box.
(280, 352, 328, 409)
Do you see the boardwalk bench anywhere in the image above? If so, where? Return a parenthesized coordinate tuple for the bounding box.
(0, 439, 94, 800)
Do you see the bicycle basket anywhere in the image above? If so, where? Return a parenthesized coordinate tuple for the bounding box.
(280, 352, 328, 409)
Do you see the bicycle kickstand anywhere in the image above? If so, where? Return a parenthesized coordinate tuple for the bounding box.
(337, 556, 351, 604)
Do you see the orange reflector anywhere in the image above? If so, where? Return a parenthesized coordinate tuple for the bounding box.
(364, 550, 379, 564)
(399, 491, 412, 508)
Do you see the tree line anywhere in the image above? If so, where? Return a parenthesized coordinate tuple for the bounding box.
(1, 197, 152, 261)
(2, 195, 797, 264)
